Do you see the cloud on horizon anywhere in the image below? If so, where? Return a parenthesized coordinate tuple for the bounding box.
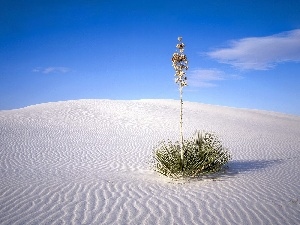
(207, 29, 300, 70)
(188, 68, 241, 87)
(33, 67, 70, 74)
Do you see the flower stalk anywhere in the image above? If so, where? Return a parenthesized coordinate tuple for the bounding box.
(171, 37, 188, 170)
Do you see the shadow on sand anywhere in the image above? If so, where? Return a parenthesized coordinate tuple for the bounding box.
(226, 159, 282, 175)
(188, 159, 283, 182)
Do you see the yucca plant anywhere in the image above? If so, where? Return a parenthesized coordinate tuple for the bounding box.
(152, 37, 231, 179)
(153, 131, 231, 179)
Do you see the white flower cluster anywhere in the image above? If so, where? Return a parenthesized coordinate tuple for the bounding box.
(172, 37, 188, 87)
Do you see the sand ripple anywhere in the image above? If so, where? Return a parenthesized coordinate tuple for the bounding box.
(1, 99, 300, 224)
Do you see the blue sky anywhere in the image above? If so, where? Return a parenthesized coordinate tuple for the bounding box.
(1, 0, 300, 115)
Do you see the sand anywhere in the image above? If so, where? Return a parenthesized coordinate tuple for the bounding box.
(0, 99, 299, 225)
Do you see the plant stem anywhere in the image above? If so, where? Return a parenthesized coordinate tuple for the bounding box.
(180, 85, 184, 170)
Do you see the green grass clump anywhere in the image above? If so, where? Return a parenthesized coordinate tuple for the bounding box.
(152, 131, 231, 179)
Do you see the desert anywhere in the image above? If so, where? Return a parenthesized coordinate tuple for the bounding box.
(0, 99, 299, 224)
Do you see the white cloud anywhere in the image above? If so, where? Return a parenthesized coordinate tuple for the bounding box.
(207, 29, 300, 70)
(32, 68, 41, 73)
(32, 67, 70, 74)
(188, 68, 240, 87)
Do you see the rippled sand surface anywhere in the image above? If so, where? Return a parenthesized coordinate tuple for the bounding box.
(1, 99, 299, 224)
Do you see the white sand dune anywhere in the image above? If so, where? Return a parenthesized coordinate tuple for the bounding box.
(0, 99, 299, 225)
